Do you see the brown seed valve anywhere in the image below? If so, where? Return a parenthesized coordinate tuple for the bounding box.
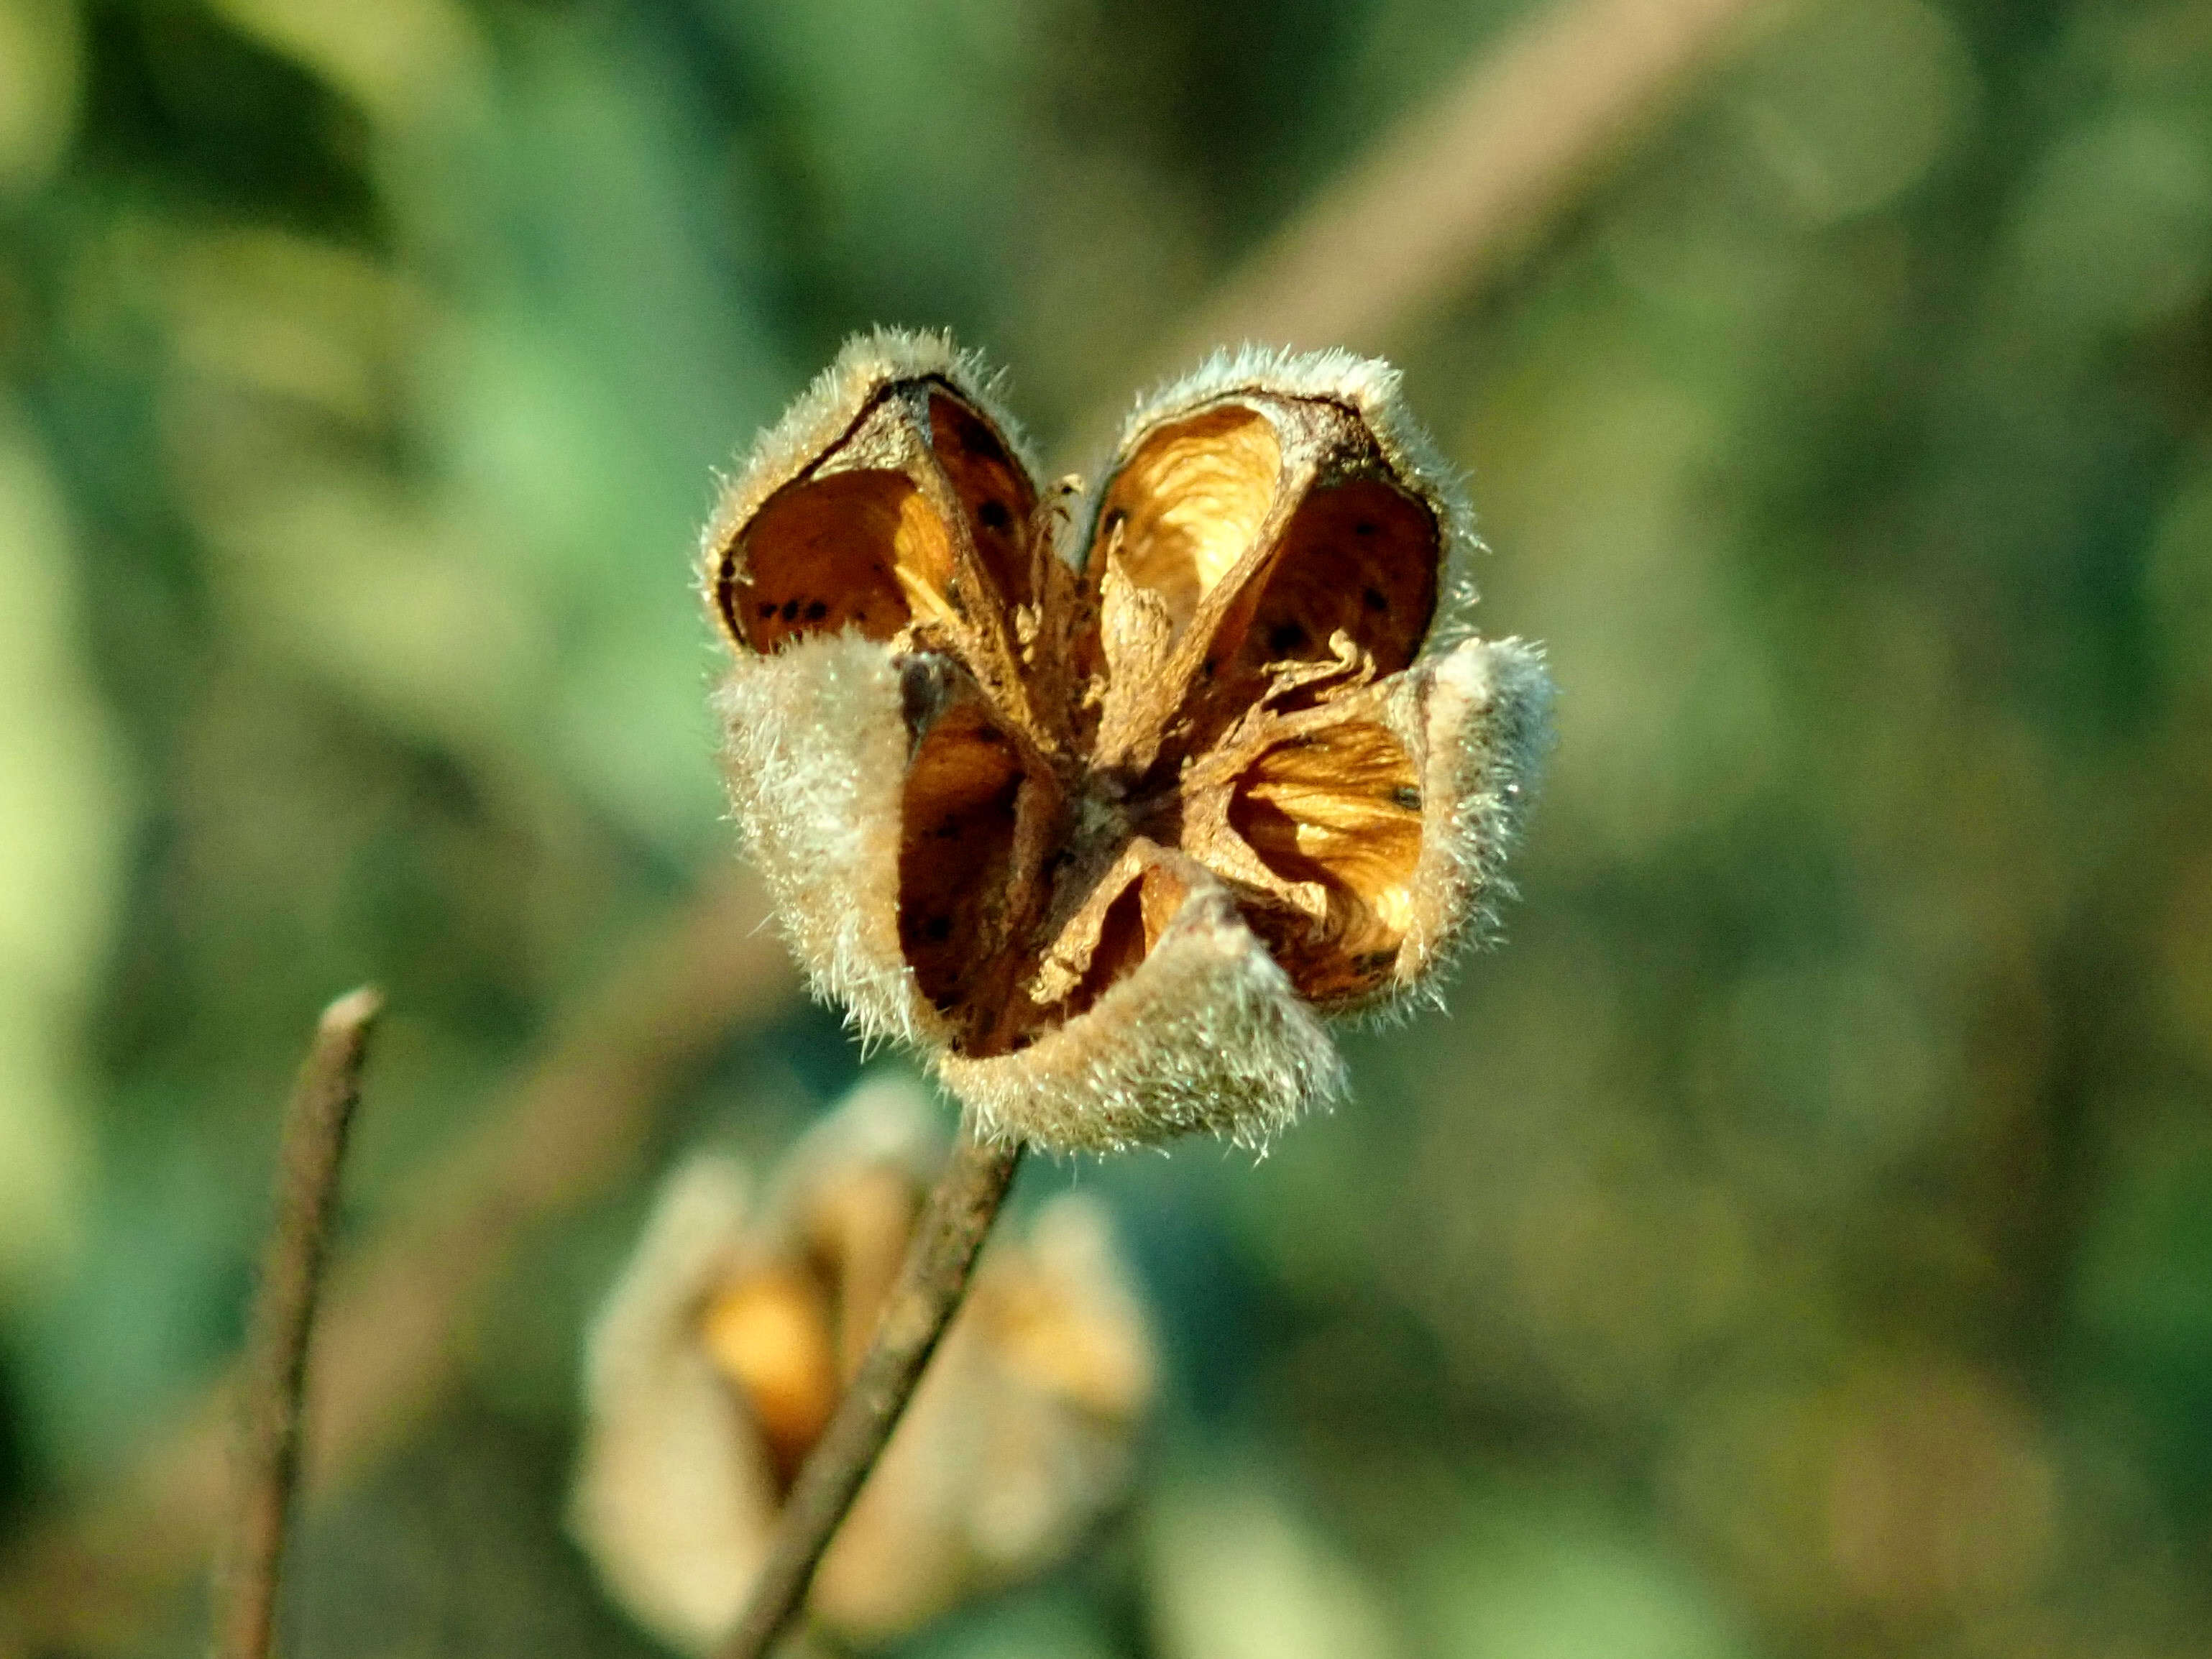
(704, 331, 1551, 1151)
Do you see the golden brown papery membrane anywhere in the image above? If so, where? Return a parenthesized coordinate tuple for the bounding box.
(702, 329, 1552, 1152)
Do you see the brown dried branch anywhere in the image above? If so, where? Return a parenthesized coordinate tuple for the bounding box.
(214, 988, 382, 1659)
(715, 1111, 1022, 1659)
(1081, 0, 1774, 456)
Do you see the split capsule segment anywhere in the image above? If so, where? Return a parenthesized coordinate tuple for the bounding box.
(703, 331, 1551, 1152)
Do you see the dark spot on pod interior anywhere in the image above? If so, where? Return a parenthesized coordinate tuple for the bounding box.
(1267, 620, 1308, 656)
(804, 600, 829, 621)
(921, 915, 953, 942)
(978, 499, 1011, 531)
(1363, 587, 1389, 612)
(780, 599, 799, 621)
(898, 653, 952, 732)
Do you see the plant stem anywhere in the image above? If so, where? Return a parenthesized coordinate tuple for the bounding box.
(0, 880, 790, 1653)
(214, 987, 382, 1659)
(717, 1108, 1022, 1659)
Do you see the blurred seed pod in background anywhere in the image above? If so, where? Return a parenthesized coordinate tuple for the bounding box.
(569, 1075, 1156, 1651)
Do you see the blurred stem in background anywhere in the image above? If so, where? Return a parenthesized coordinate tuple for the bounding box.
(8, 0, 2212, 1654)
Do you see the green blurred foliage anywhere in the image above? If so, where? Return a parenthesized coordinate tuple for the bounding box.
(3, 0, 2211, 1654)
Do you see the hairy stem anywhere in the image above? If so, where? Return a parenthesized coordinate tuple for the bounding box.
(717, 1109, 1023, 1659)
(214, 988, 382, 1659)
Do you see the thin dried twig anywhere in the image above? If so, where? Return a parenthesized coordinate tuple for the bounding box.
(214, 988, 382, 1659)
(716, 1111, 1023, 1659)
(0, 876, 794, 1653)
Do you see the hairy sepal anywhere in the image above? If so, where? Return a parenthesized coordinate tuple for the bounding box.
(712, 630, 946, 1048)
(1382, 635, 1555, 1006)
(939, 875, 1345, 1154)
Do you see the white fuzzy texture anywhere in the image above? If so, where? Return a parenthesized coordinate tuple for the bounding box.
(940, 876, 1346, 1154)
(712, 631, 944, 1048)
(700, 326, 1041, 617)
(702, 334, 1553, 1154)
(1094, 342, 1483, 637)
(1384, 634, 1556, 1012)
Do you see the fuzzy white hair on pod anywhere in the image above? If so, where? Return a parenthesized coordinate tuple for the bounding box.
(1096, 341, 1484, 640)
(940, 876, 1346, 1154)
(1374, 634, 1555, 1019)
(711, 630, 946, 1050)
(569, 1155, 775, 1654)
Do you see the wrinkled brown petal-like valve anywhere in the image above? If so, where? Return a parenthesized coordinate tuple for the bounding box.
(704, 331, 1552, 1152)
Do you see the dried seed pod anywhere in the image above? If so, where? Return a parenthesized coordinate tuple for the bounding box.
(704, 331, 1553, 1152)
(570, 1077, 1155, 1652)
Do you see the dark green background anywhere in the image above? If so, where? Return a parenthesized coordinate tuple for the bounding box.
(4, 0, 2211, 1653)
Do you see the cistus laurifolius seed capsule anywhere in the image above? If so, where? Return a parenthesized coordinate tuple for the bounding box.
(703, 331, 1553, 1153)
